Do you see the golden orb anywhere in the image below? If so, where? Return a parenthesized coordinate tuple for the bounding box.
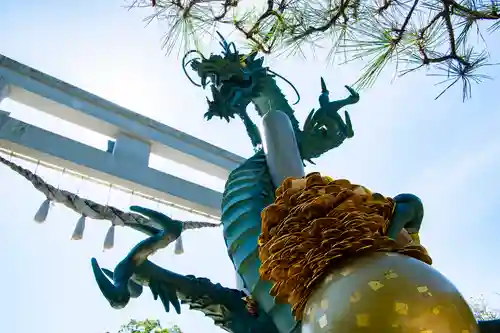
(301, 253, 479, 333)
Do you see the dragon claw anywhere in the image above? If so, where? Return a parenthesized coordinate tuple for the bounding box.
(320, 77, 328, 93)
(91, 258, 131, 309)
(149, 280, 181, 315)
(344, 85, 360, 101)
(204, 112, 213, 121)
(387, 193, 424, 239)
(344, 111, 354, 138)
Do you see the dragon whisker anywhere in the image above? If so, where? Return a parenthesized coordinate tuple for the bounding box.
(182, 50, 206, 87)
(268, 69, 301, 105)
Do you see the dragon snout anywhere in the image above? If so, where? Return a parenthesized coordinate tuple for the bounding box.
(91, 258, 131, 309)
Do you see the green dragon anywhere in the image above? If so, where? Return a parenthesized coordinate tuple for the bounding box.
(89, 33, 499, 333)
(91, 33, 364, 333)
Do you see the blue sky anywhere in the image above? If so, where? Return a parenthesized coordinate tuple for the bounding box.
(0, 0, 499, 332)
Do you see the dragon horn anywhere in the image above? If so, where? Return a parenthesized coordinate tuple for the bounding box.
(216, 31, 228, 49)
(91, 258, 130, 309)
(216, 31, 225, 42)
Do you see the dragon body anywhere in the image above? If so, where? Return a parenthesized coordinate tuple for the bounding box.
(180, 35, 367, 332)
(91, 34, 362, 332)
(221, 150, 298, 333)
(84, 33, 500, 333)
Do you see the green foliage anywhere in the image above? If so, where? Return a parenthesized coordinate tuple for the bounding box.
(114, 296, 498, 333)
(117, 319, 182, 333)
(469, 296, 500, 321)
(125, 0, 499, 100)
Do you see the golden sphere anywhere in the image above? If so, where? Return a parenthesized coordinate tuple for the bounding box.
(301, 253, 479, 333)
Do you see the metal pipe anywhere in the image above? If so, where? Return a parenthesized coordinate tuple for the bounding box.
(261, 110, 305, 188)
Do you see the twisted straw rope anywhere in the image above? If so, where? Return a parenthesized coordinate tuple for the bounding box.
(258, 172, 432, 320)
(0, 154, 220, 231)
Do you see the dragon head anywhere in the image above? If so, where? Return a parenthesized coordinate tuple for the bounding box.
(182, 32, 266, 121)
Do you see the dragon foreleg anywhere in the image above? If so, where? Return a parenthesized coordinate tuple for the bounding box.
(386, 193, 425, 242)
(91, 205, 182, 309)
(298, 82, 360, 162)
(94, 254, 279, 333)
(91, 203, 279, 333)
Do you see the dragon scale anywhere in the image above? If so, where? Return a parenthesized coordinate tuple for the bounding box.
(221, 150, 299, 333)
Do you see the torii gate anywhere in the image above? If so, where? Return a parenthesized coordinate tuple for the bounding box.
(0, 54, 245, 216)
(0, 54, 248, 285)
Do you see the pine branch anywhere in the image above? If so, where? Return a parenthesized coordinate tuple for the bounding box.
(126, 0, 500, 100)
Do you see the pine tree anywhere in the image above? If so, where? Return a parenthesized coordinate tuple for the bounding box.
(125, 0, 499, 100)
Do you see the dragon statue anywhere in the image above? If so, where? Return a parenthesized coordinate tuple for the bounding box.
(18, 32, 497, 333)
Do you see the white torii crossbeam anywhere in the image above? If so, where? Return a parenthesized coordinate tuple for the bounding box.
(0, 54, 245, 218)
